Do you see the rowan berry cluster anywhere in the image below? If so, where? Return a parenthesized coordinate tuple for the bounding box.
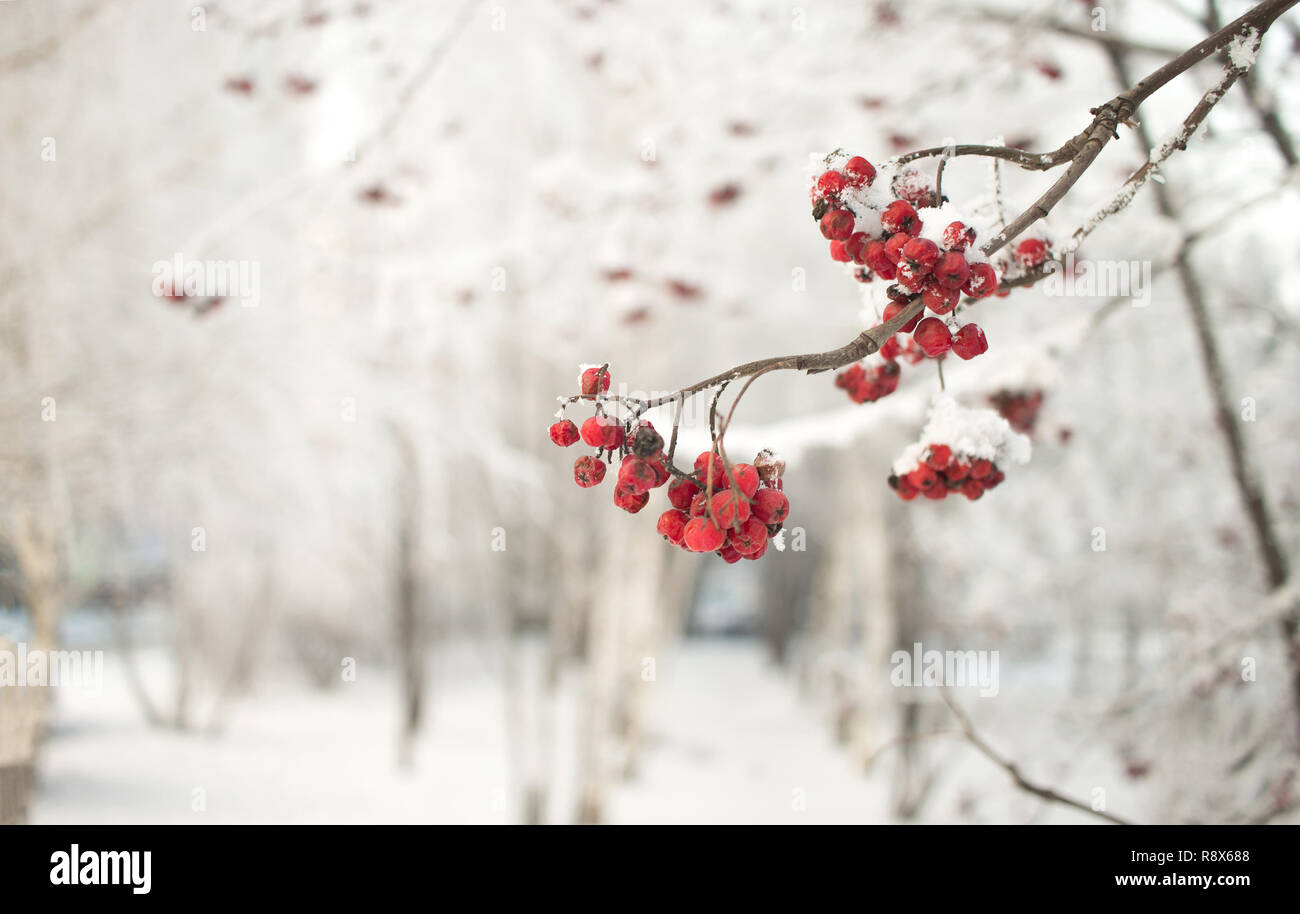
(889, 444, 1006, 502)
(888, 394, 1032, 505)
(656, 448, 790, 563)
(814, 152, 1001, 406)
(550, 367, 791, 561)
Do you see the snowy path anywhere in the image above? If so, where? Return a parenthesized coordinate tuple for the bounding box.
(30, 641, 888, 824)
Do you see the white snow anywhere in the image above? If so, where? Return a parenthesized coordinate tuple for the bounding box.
(891, 393, 1032, 475)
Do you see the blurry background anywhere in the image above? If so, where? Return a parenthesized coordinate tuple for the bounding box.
(1, 0, 1298, 824)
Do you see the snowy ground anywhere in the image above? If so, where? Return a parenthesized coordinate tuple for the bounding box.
(30, 634, 1153, 824)
(30, 640, 892, 824)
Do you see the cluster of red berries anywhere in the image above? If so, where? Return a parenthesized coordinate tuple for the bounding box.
(888, 444, 1006, 502)
(812, 157, 999, 303)
(656, 449, 790, 563)
(550, 368, 673, 513)
(550, 368, 791, 562)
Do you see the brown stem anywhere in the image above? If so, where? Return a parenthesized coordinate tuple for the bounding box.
(593, 0, 1296, 450)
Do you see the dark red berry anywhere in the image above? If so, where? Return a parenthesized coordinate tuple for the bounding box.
(951, 323, 989, 360)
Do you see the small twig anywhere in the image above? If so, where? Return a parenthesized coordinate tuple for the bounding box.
(941, 690, 1134, 825)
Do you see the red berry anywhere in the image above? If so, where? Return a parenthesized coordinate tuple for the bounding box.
(819, 209, 856, 241)
(829, 240, 851, 262)
(942, 221, 975, 251)
(580, 367, 610, 397)
(816, 170, 846, 198)
(984, 468, 1006, 489)
(951, 323, 989, 360)
(613, 482, 650, 513)
(863, 241, 893, 275)
(573, 455, 606, 487)
(845, 232, 871, 264)
(946, 460, 970, 482)
(728, 516, 768, 555)
(880, 336, 902, 361)
(895, 263, 927, 292)
(894, 475, 919, 500)
(926, 444, 952, 470)
(617, 456, 657, 494)
(667, 477, 700, 510)
(730, 463, 760, 498)
(657, 509, 689, 545)
(961, 479, 984, 500)
(921, 280, 960, 315)
(963, 261, 999, 298)
(881, 200, 921, 236)
(693, 451, 728, 490)
(742, 536, 769, 560)
(683, 516, 726, 553)
(689, 492, 708, 516)
(883, 300, 921, 333)
(900, 237, 940, 276)
(933, 251, 970, 290)
(751, 488, 790, 524)
(883, 232, 910, 266)
(718, 544, 743, 564)
(969, 458, 993, 479)
(906, 464, 938, 490)
(1015, 238, 1047, 269)
(913, 317, 953, 356)
(922, 482, 949, 500)
(844, 156, 876, 187)
(710, 490, 751, 528)
(646, 457, 669, 488)
(580, 415, 616, 448)
(549, 419, 580, 447)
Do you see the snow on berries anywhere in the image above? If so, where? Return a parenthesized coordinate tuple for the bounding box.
(811, 151, 1006, 407)
(888, 394, 1031, 502)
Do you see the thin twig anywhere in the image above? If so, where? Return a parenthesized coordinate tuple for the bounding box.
(941, 690, 1134, 825)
